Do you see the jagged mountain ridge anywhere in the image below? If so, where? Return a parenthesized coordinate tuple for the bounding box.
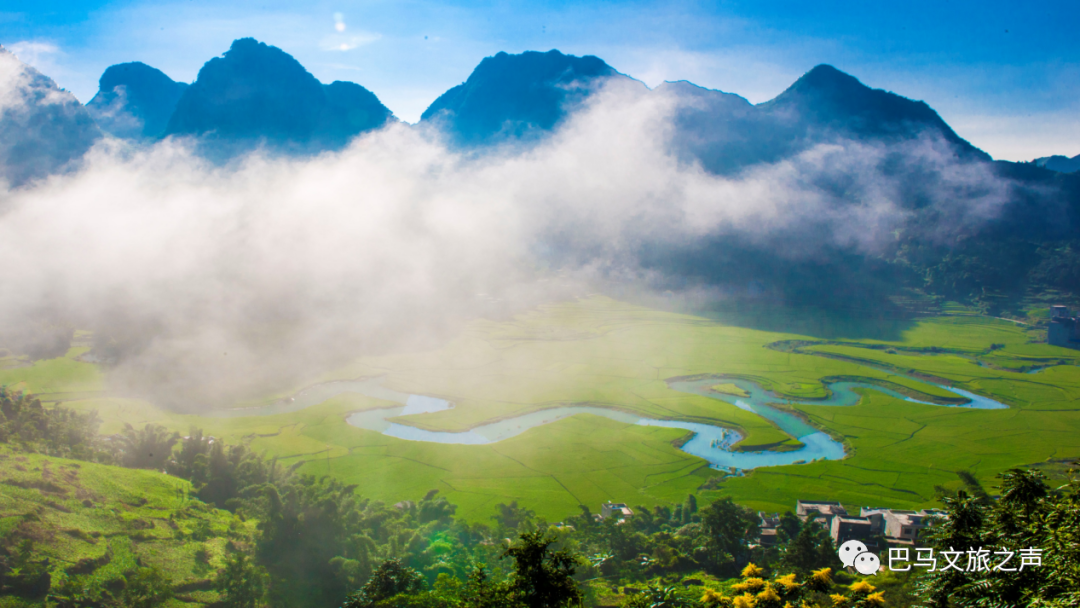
(671, 64, 990, 175)
(4, 41, 1079, 309)
(419, 52, 990, 173)
(163, 38, 393, 152)
(762, 65, 987, 158)
(87, 62, 188, 139)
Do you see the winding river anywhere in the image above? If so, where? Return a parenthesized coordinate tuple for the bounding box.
(215, 372, 1008, 471)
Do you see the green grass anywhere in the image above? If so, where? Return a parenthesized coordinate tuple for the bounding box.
(709, 383, 749, 397)
(833, 315, 1033, 352)
(0, 347, 103, 397)
(0, 447, 253, 606)
(12, 296, 1080, 521)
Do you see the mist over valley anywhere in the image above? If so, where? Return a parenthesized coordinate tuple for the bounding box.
(2, 38, 1078, 407)
(2, 13, 1080, 607)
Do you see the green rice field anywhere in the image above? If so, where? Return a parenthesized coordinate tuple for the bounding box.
(6, 297, 1080, 521)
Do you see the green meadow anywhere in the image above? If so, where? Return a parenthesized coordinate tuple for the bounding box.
(7, 297, 1080, 520)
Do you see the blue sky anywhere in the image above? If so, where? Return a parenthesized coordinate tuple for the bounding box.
(1, 0, 1077, 161)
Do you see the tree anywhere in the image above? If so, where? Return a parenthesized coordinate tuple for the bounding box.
(0, 387, 108, 461)
(918, 466, 1080, 607)
(216, 552, 268, 608)
(117, 423, 179, 470)
(342, 559, 425, 608)
(461, 565, 514, 608)
(257, 475, 380, 608)
(775, 511, 801, 544)
(698, 497, 758, 576)
(169, 427, 212, 481)
(492, 502, 536, 534)
(682, 495, 698, 525)
(418, 490, 458, 525)
(503, 531, 583, 608)
(123, 565, 173, 608)
(777, 513, 835, 575)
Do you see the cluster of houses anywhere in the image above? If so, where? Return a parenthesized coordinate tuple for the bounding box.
(758, 500, 946, 549)
(597, 499, 944, 550)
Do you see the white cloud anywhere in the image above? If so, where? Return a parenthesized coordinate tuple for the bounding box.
(320, 32, 382, 52)
(0, 78, 1016, 407)
(6, 40, 61, 67)
(947, 112, 1080, 162)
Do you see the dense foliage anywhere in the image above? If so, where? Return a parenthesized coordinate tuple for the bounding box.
(918, 468, 1080, 607)
(0, 387, 110, 462)
(2, 389, 1077, 608)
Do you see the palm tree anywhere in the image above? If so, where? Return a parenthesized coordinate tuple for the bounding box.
(117, 423, 179, 470)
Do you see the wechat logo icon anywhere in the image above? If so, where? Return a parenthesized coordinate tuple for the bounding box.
(838, 540, 880, 575)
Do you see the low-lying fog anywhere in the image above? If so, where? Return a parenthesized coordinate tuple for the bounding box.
(0, 79, 1015, 409)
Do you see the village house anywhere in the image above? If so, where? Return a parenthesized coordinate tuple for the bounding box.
(859, 507, 945, 544)
(796, 500, 848, 528)
(600, 502, 634, 521)
(830, 515, 875, 546)
(757, 512, 780, 547)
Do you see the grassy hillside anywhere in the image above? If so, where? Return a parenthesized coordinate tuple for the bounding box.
(11, 296, 1080, 521)
(0, 347, 104, 398)
(0, 446, 255, 606)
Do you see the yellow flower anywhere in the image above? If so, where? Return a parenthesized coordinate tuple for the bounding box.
(756, 585, 781, 604)
(849, 581, 876, 595)
(734, 578, 767, 593)
(742, 563, 766, 578)
(701, 589, 731, 607)
(775, 574, 800, 591)
(865, 591, 887, 606)
(830, 594, 850, 608)
(811, 568, 833, 585)
(733, 593, 757, 608)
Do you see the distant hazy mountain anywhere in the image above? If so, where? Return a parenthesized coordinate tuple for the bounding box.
(1034, 154, 1080, 174)
(87, 62, 188, 139)
(420, 49, 635, 146)
(421, 55, 990, 173)
(764, 65, 986, 155)
(664, 64, 990, 175)
(164, 38, 393, 153)
(0, 46, 101, 188)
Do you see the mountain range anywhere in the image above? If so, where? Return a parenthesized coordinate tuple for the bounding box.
(163, 38, 393, 154)
(0, 38, 1019, 170)
(2, 38, 1078, 311)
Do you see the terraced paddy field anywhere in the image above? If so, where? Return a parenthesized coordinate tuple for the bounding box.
(6, 297, 1080, 521)
(0, 447, 252, 607)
